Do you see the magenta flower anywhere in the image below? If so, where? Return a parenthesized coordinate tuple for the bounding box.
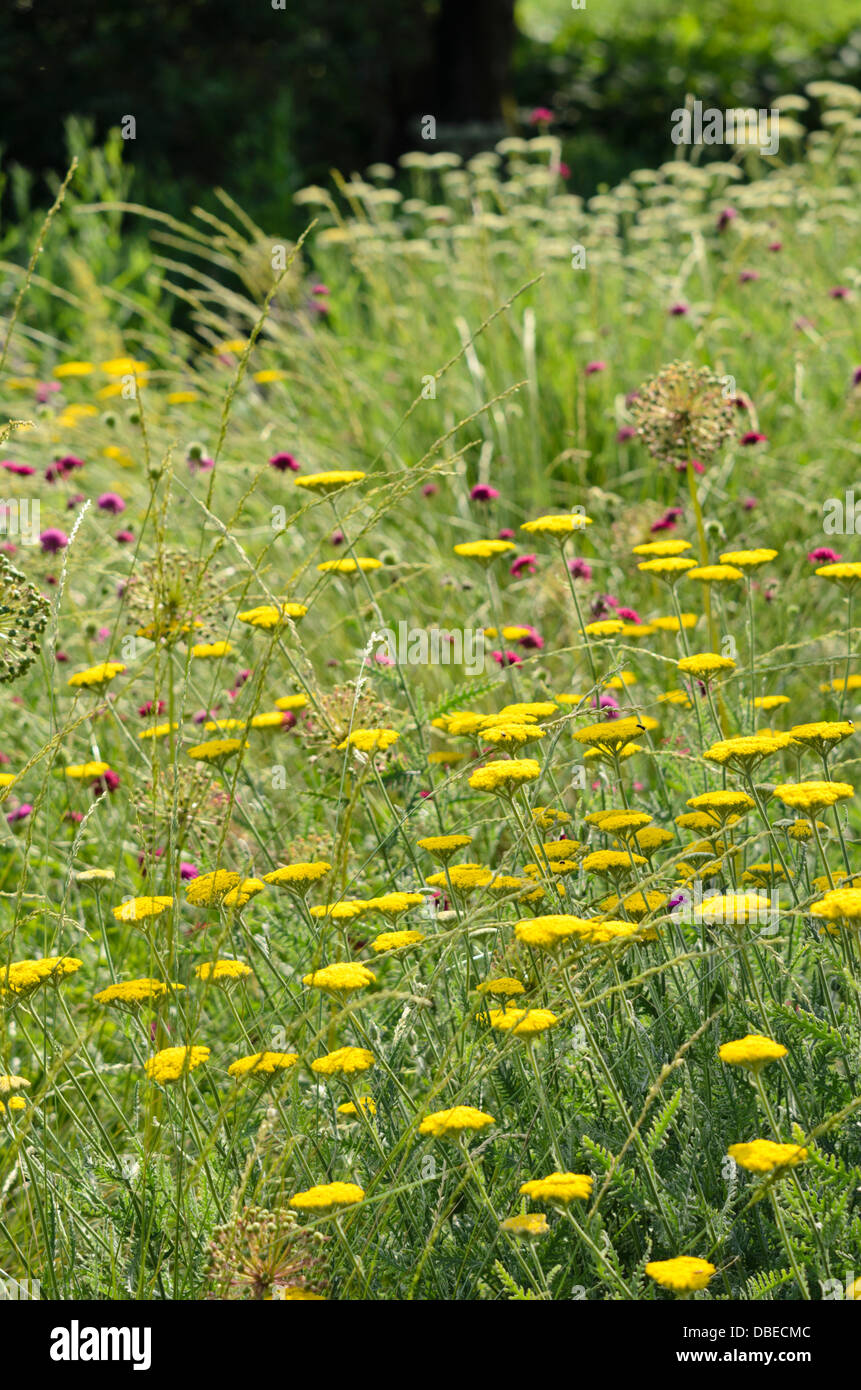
(668, 302, 689, 316)
(422, 483, 438, 497)
(55, 650, 68, 662)
(498, 527, 515, 540)
(616, 426, 637, 443)
(116, 530, 134, 543)
(39, 528, 68, 553)
(558, 161, 571, 179)
(7, 804, 32, 824)
(1, 460, 36, 476)
(829, 286, 850, 300)
(593, 693, 620, 717)
(470, 484, 500, 502)
(717, 208, 737, 231)
(808, 547, 842, 564)
(67, 493, 86, 509)
(740, 431, 767, 445)
(742, 497, 758, 511)
(492, 650, 522, 667)
(585, 361, 606, 375)
(180, 862, 199, 881)
(851, 367, 861, 388)
(738, 270, 759, 284)
(311, 284, 330, 295)
(568, 557, 592, 581)
(674, 459, 704, 474)
(510, 553, 537, 578)
(768, 241, 782, 252)
(188, 455, 215, 473)
(517, 626, 543, 650)
(650, 507, 683, 533)
(529, 107, 554, 125)
(36, 381, 61, 403)
(97, 492, 125, 514)
(269, 452, 300, 472)
(139, 700, 166, 717)
(329, 530, 345, 546)
(616, 606, 640, 623)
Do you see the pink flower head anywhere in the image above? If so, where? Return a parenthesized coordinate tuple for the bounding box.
(188, 455, 215, 474)
(7, 803, 32, 824)
(269, 452, 300, 472)
(97, 492, 125, 514)
(829, 286, 850, 300)
(498, 528, 515, 540)
(558, 161, 571, 179)
(139, 700, 166, 717)
(851, 366, 861, 388)
(717, 208, 737, 231)
(375, 651, 395, 667)
(517, 626, 543, 650)
(97, 626, 111, 642)
(55, 650, 68, 662)
(616, 606, 640, 623)
(510, 553, 537, 578)
(234, 669, 251, 689)
(92, 769, 120, 796)
(39, 528, 68, 553)
(36, 380, 61, 403)
(616, 426, 637, 443)
(116, 530, 134, 543)
(767, 241, 782, 252)
(470, 484, 500, 502)
(674, 458, 705, 474)
(311, 284, 330, 296)
(740, 431, 767, 446)
(668, 302, 689, 316)
(529, 107, 554, 125)
(67, 493, 86, 509)
(593, 693, 620, 717)
(568, 557, 592, 581)
(808, 547, 842, 564)
(742, 496, 758, 511)
(422, 483, 438, 497)
(738, 270, 759, 283)
(650, 507, 683, 533)
(584, 360, 606, 375)
(1, 460, 36, 476)
(492, 650, 522, 667)
(329, 529, 345, 546)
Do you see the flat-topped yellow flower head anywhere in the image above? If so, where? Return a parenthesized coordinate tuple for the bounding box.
(295, 470, 366, 493)
(302, 962, 376, 992)
(418, 1105, 495, 1138)
(289, 1182, 364, 1211)
(728, 1139, 807, 1173)
(145, 1045, 210, 1084)
(311, 1046, 375, 1076)
(227, 1051, 298, 1076)
(645, 1256, 716, 1292)
(718, 1033, 787, 1072)
(520, 1172, 593, 1204)
(68, 662, 126, 688)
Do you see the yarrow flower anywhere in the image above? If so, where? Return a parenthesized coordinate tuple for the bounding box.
(228, 1052, 298, 1076)
(111, 895, 173, 923)
(289, 1182, 364, 1211)
(302, 962, 376, 992)
(144, 1045, 210, 1084)
(468, 759, 540, 793)
(519, 1172, 593, 1204)
(67, 662, 126, 688)
(645, 1256, 716, 1293)
(483, 1007, 557, 1037)
(728, 1140, 807, 1173)
(337, 728, 399, 753)
(311, 1046, 375, 1076)
(418, 1106, 495, 1138)
(294, 470, 366, 493)
(718, 1034, 787, 1071)
(94, 978, 182, 1007)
